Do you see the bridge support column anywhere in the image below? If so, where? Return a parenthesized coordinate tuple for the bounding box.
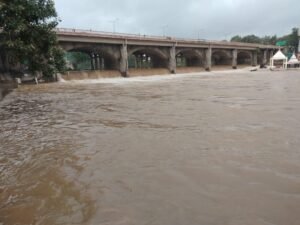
(120, 44, 128, 77)
(100, 57, 104, 70)
(205, 47, 212, 71)
(138, 55, 142, 68)
(90, 53, 96, 70)
(270, 50, 274, 62)
(169, 46, 176, 74)
(232, 49, 237, 69)
(95, 54, 101, 70)
(252, 51, 258, 66)
(263, 50, 268, 65)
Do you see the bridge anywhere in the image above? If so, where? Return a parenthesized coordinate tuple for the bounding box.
(57, 28, 278, 78)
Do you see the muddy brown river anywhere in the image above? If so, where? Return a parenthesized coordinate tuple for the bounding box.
(1, 70, 300, 225)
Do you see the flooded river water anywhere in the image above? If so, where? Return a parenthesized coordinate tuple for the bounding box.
(1, 70, 300, 225)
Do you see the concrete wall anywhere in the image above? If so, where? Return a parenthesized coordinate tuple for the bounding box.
(128, 68, 170, 77)
(62, 69, 174, 80)
(62, 70, 121, 80)
(176, 67, 205, 73)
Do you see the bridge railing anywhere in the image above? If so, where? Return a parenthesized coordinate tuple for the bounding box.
(55, 27, 210, 43)
(55, 28, 277, 49)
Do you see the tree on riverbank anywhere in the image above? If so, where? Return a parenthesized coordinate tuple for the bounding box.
(230, 28, 299, 53)
(0, 0, 65, 79)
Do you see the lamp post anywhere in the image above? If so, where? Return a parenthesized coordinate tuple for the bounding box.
(196, 29, 204, 40)
(109, 18, 119, 33)
(161, 25, 168, 37)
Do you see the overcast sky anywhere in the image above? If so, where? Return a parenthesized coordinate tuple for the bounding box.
(54, 0, 299, 40)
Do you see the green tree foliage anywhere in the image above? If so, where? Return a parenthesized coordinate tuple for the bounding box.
(0, 0, 65, 78)
(231, 35, 261, 44)
(240, 35, 261, 44)
(230, 28, 299, 53)
(230, 35, 242, 42)
(261, 35, 277, 45)
(277, 28, 299, 53)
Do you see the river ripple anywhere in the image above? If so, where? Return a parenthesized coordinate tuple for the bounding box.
(1, 70, 300, 225)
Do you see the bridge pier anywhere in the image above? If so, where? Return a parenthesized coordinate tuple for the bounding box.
(232, 49, 237, 69)
(90, 53, 96, 70)
(95, 54, 101, 70)
(205, 47, 212, 71)
(100, 57, 104, 70)
(270, 50, 274, 58)
(169, 46, 176, 74)
(263, 50, 268, 65)
(252, 51, 258, 66)
(120, 44, 128, 77)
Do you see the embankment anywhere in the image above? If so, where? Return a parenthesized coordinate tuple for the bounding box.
(62, 70, 121, 80)
(0, 82, 18, 101)
(0, 73, 17, 101)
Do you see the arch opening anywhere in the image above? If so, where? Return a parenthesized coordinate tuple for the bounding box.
(176, 50, 204, 67)
(65, 51, 91, 71)
(237, 51, 252, 66)
(65, 48, 119, 71)
(128, 48, 168, 69)
(212, 51, 231, 66)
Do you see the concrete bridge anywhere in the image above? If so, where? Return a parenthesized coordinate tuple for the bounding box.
(57, 28, 278, 78)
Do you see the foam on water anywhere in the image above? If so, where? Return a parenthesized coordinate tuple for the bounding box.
(58, 71, 232, 86)
(59, 67, 258, 86)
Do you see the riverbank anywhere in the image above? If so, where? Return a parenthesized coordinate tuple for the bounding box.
(0, 73, 17, 101)
(0, 82, 18, 101)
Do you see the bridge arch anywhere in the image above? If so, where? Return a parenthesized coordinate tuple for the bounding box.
(94, 46, 120, 70)
(128, 47, 169, 69)
(212, 50, 232, 66)
(237, 51, 252, 66)
(65, 47, 92, 71)
(176, 49, 204, 67)
(64, 45, 120, 71)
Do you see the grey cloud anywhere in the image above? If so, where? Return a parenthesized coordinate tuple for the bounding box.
(54, 0, 300, 40)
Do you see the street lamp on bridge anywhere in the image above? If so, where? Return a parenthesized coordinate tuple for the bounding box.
(109, 18, 119, 33)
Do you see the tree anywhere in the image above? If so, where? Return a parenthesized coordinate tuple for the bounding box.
(230, 35, 242, 42)
(241, 35, 261, 44)
(0, 0, 65, 79)
(261, 35, 277, 45)
(230, 34, 277, 45)
(287, 28, 299, 53)
(276, 28, 299, 54)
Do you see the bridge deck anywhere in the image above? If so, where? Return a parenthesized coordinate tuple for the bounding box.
(56, 28, 277, 50)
